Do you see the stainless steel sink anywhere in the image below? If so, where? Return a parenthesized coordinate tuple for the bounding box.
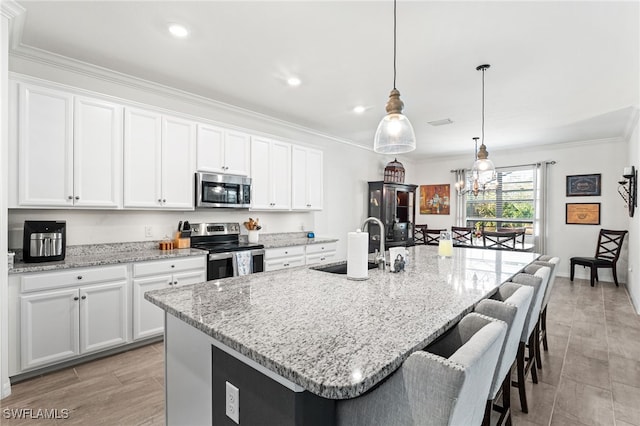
(312, 261, 379, 274)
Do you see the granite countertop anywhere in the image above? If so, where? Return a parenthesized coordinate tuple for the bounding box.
(9, 242, 206, 274)
(261, 236, 338, 249)
(145, 245, 538, 400)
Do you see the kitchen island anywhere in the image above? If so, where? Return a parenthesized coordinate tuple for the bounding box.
(146, 245, 538, 425)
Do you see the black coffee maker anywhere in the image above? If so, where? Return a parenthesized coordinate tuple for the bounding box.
(23, 221, 66, 263)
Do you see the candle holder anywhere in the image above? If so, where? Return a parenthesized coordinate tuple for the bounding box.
(618, 165, 637, 217)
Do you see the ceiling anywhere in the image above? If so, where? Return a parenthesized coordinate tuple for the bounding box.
(9, 1, 640, 159)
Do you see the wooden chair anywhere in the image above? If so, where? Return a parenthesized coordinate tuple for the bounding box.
(451, 226, 473, 247)
(497, 227, 525, 249)
(482, 231, 516, 250)
(425, 229, 445, 245)
(414, 224, 428, 245)
(570, 229, 628, 287)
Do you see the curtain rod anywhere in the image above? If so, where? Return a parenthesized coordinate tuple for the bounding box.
(450, 160, 556, 173)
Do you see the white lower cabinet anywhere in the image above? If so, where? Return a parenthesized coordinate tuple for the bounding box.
(305, 242, 337, 265)
(132, 256, 206, 340)
(264, 245, 306, 272)
(17, 266, 129, 372)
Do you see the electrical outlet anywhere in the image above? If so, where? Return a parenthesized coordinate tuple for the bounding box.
(226, 381, 239, 424)
(144, 226, 153, 238)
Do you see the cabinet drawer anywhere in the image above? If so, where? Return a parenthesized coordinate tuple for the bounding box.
(305, 242, 337, 255)
(264, 256, 305, 272)
(21, 265, 128, 293)
(133, 256, 206, 277)
(306, 251, 337, 266)
(264, 246, 305, 260)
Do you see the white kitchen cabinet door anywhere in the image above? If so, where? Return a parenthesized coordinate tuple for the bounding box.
(133, 275, 172, 340)
(270, 140, 292, 209)
(196, 124, 225, 173)
(124, 108, 162, 208)
(20, 288, 80, 370)
(162, 115, 196, 209)
(174, 269, 206, 286)
(223, 130, 251, 176)
(251, 137, 291, 210)
(250, 137, 272, 209)
(18, 83, 74, 206)
(79, 281, 128, 354)
(306, 148, 323, 210)
(73, 97, 123, 208)
(292, 146, 323, 211)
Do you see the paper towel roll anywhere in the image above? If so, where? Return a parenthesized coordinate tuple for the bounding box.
(347, 229, 369, 280)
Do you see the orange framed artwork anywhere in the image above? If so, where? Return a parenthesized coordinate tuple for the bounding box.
(420, 184, 450, 215)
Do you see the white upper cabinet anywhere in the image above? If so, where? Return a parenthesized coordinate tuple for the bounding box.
(17, 83, 123, 208)
(291, 146, 323, 210)
(73, 97, 123, 208)
(250, 137, 291, 210)
(161, 116, 196, 209)
(196, 124, 250, 176)
(124, 108, 195, 209)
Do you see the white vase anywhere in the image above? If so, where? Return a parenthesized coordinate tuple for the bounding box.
(248, 230, 259, 243)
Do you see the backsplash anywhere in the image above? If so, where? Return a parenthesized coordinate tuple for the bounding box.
(8, 209, 316, 249)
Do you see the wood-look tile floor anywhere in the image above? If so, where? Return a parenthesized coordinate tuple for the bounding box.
(1, 276, 639, 425)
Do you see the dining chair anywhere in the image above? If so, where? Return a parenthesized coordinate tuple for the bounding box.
(570, 229, 627, 287)
(414, 224, 428, 245)
(424, 229, 445, 245)
(507, 267, 550, 413)
(482, 231, 516, 250)
(451, 226, 473, 247)
(531, 256, 560, 358)
(498, 227, 526, 249)
(336, 313, 507, 426)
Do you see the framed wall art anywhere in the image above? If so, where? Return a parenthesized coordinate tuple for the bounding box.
(566, 174, 601, 197)
(566, 203, 600, 225)
(420, 184, 450, 215)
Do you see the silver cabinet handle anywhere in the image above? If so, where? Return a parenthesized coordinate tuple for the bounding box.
(174, 281, 178, 285)
(81, 295, 86, 300)
(68, 196, 73, 200)
(75, 196, 80, 200)
(283, 263, 290, 267)
(171, 265, 175, 268)
(158, 199, 162, 203)
(77, 276, 83, 280)
(162, 199, 166, 203)
(73, 296, 79, 301)
(168, 281, 173, 286)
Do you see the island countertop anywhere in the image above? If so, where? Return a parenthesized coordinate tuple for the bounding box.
(145, 245, 538, 399)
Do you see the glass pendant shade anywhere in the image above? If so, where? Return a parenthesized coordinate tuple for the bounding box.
(374, 112, 416, 154)
(472, 158, 496, 185)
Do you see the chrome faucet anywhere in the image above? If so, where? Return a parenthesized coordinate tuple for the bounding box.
(362, 217, 385, 270)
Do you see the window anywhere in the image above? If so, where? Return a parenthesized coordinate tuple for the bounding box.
(464, 165, 536, 238)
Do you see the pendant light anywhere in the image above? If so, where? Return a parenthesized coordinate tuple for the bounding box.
(373, 0, 416, 154)
(471, 64, 496, 186)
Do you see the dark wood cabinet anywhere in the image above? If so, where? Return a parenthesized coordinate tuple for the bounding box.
(367, 181, 417, 251)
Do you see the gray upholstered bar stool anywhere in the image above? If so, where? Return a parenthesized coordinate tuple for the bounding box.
(509, 267, 550, 413)
(475, 283, 534, 426)
(533, 255, 560, 354)
(336, 313, 507, 426)
(527, 256, 560, 366)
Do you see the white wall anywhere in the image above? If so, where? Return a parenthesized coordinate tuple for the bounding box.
(414, 138, 630, 282)
(6, 55, 403, 261)
(626, 111, 639, 313)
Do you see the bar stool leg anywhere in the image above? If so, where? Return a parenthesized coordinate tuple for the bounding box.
(535, 322, 543, 369)
(512, 342, 528, 413)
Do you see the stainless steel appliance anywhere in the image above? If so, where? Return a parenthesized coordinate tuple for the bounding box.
(23, 220, 66, 263)
(190, 222, 264, 280)
(195, 172, 251, 208)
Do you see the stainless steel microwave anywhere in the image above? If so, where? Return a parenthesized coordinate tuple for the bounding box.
(195, 172, 251, 208)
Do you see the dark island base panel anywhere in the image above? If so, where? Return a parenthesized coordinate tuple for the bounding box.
(212, 345, 336, 425)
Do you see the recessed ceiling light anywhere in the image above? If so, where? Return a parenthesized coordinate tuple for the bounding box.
(353, 106, 366, 114)
(168, 24, 189, 38)
(287, 77, 301, 87)
(427, 118, 453, 126)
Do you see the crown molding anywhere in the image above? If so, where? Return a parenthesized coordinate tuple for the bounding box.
(0, 0, 25, 20)
(9, 43, 374, 153)
(623, 106, 639, 142)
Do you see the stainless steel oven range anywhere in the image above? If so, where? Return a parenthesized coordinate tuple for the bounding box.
(190, 222, 264, 280)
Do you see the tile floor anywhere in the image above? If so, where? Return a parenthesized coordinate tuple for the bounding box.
(1, 276, 639, 425)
